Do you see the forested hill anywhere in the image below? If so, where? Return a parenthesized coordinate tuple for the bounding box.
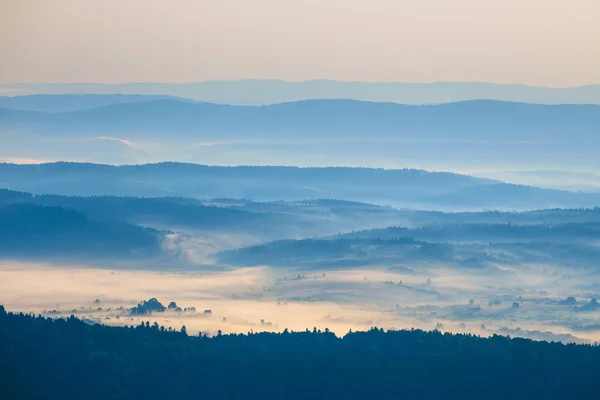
(1, 306, 598, 399)
(2, 162, 600, 209)
(335, 221, 600, 243)
(0, 204, 160, 258)
(0, 190, 278, 232)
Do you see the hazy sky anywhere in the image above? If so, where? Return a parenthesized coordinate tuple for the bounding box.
(1, 0, 599, 86)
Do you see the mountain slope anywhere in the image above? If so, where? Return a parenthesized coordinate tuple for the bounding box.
(0, 162, 599, 210)
(0, 203, 160, 258)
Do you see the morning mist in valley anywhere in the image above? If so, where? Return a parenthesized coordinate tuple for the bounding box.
(2, 1, 600, 398)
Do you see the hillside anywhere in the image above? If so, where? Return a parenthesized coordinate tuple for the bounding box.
(336, 222, 600, 244)
(0, 203, 160, 258)
(1, 162, 599, 210)
(0, 189, 407, 238)
(1, 306, 599, 400)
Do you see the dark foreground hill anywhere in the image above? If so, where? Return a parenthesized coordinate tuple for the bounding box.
(1, 306, 598, 400)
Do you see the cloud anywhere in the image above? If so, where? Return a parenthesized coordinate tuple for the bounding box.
(95, 136, 137, 149)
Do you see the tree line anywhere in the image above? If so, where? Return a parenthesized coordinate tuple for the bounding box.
(1, 305, 599, 399)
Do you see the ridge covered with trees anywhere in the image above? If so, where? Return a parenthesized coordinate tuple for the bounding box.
(2, 162, 599, 209)
(1, 305, 599, 399)
(0, 203, 160, 258)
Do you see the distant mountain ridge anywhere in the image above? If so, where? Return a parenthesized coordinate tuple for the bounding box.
(1, 99, 598, 143)
(2, 80, 600, 105)
(0, 94, 197, 112)
(0, 162, 599, 210)
(2, 97, 598, 172)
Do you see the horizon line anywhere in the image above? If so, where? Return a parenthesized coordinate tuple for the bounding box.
(2, 79, 599, 90)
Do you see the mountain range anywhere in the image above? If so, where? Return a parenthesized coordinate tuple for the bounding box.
(1, 97, 598, 172)
(1, 162, 599, 210)
(0, 94, 197, 112)
(2, 99, 598, 142)
(2, 80, 600, 105)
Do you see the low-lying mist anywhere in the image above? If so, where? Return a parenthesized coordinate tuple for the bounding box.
(2, 260, 598, 344)
(2, 186, 599, 346)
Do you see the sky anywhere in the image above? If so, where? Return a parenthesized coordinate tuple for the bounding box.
(1, 0, 599, 86)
